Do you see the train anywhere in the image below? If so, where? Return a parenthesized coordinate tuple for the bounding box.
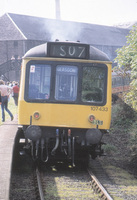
(112, 71, 130, 94)
(112, 71, 130, 103)
(17, 41, 112, 166)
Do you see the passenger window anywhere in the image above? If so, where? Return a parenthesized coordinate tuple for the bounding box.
(55, 65, 78, 101)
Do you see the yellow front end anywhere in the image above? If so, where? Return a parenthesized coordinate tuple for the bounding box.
(18, 59, 111, 130)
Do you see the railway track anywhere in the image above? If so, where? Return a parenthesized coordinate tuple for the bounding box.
(34, 167, 45, 200)
(10, 149, 114, 200)
(87, 169, 113, 200)
(34, 161, 113, 200)
(11, 154, 137, 199)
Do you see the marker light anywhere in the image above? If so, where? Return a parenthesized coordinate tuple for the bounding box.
(88, 115, 95, 123)
(34, 112, 40, 120)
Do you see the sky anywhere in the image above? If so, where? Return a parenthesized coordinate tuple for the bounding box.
(0, 0, 137, 26)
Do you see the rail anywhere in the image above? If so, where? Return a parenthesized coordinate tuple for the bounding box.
(87, 168, 113, 200)
(36, 167, 45, 200)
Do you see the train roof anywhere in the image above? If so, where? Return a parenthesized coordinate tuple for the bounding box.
(24, 42, 110, 62)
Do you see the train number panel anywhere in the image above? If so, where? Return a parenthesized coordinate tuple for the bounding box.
(18, 41, 112, 165)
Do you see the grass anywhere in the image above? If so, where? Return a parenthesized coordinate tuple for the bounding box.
(0, 97, 18, 125)
(102, 144, 117, 154)
(103, 165, 137, 199)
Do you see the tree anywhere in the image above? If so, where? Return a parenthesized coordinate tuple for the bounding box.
(115, 24, 137, 110)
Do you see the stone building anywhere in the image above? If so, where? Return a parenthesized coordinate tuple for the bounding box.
(0, 13, 130, 82)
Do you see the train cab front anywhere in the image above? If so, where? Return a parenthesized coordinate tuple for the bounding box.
(18, 41, 112, 165)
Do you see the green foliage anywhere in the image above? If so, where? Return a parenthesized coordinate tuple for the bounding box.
(114, 25, 137, 110)
(102, 144, 117, 153)
(111, 100, 135, 130)
(111, 100, 137, 161)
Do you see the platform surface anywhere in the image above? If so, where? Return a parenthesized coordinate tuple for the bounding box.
(0, 115, 18, 200)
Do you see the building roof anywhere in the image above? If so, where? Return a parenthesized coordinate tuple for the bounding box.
(0, 13, 130, 46)
(0, 13, 26, 40)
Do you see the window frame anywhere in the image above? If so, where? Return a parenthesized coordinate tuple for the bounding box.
(24, 60, 108, 106)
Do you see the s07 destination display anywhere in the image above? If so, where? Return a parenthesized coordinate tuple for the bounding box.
(47, 42, 89, 59)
